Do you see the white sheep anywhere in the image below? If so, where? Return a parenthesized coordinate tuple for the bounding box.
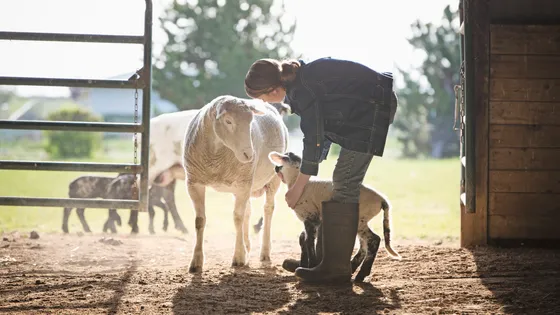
(148, 103, 290, 188)
(182, 95, 289, 272)
(268, 151, 401, 282)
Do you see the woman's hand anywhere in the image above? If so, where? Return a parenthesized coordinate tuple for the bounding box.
(285, 173, 311, 209)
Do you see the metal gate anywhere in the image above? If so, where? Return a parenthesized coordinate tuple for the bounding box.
(0, 0, 153, 212)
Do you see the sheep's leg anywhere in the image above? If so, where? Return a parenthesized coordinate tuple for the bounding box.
(76, 208, 92, 233)
(303, 220, 318, 268)
(187, 182, 206, 273)
(148, 203, 156, 234)
(260, 176, 280, 262)
(243, 200, 252, 254)
(354, 228, 381, 283)
(351, 236, 368, 274)
(62, 207, 72, 233)
(232, 192, 250, 267)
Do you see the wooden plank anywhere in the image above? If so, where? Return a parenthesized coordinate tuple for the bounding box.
(490, 78, 560, 102)
(490, 148, 560, 170)
(461, 0, 489, 247)
(489, 215, 560, 239)
(490, 101, 560, 125)
(490, 55, 560, 79)
(490, 125, 560, 148)
(489, 192, 560, 216)
(491, 24, 560, 55)
(489, 170, 560, 193)
(490, 0, 560, 24)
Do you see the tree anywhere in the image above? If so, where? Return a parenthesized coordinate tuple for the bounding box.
(394, 5, 461, 158)
(153, 0, 297, 110)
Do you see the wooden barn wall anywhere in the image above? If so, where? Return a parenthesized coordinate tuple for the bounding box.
(488, 23, 560, 241)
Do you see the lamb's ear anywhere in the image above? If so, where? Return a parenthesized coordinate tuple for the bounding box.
(268, 151, 287, 166)
(270, 102, 291, 116)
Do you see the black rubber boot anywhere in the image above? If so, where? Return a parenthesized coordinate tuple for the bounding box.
(294, 201, 358, 284)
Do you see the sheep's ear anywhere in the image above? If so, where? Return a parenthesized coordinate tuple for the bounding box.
(251, 107, 266, 116)
(268, 151, 287, 166)
(215, 96, 234, 120)
(246, 99, 267, 116)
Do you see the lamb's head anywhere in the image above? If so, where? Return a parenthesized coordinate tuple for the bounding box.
(269, 102, 291, 116)
(268, 151, 302, 187)
(105, 173, 138, 199)
(212, 96, 266, 163)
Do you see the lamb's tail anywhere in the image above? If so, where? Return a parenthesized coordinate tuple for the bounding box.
(381, 199, 401, 260)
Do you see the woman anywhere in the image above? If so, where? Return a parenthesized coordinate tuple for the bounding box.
(244, 57, 397, 284)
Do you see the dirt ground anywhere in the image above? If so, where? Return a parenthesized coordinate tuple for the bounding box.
(1, 232, 559, 315)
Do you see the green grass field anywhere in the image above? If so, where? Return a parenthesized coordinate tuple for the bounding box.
(0, 152, 460, 243)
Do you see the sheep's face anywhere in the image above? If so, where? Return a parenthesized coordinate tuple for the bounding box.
(213, 96, 266, 163)
(268, 151, 302, 185)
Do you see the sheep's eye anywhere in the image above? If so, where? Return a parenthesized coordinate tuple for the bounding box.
(225, 120, 232, 125)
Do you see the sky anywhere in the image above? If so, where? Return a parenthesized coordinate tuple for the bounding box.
(0, 0, 457, 97)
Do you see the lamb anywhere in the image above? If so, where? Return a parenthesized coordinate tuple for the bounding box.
(183, 95, 289, 272)
(62, 173, 137, 234)
(268, 151, 401, 282)
(62, 173, 186, 235)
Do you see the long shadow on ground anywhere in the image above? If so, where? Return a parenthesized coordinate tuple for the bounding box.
(278, 281, 400, 314)
(471, 246, 560, 315)
(172, 266, 400, 315)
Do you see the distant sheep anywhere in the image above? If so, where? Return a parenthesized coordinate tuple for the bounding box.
(62, 173, 186, 235)
(269, 151, 401, 282)
(183, 95, 289, 272)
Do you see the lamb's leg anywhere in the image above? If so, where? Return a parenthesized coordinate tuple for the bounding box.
(260, 175, 280, 262)
(232, 192, 250, 267)
(187, 182, 206, 273)
(107, 209, 119, 234)
(243, 200, 252, 254)
(148, 203, 156, 234)
(162, 203, 170, 232)
(303, 220, 318, 267)
(62, 207, 72, 233)
(128, 210, 139, 234)
(164, 181, 188, 234)
(282, 230, 307, 272)
(351, 236, 367, 273)
(354, 228, 381, 283)
(253, 216, 263, 234)
(76, 208, 92, 233)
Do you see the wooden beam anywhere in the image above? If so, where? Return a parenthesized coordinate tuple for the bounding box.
(491, 25, 560, 55)
(489, 214, 560, 239)
(490, 125, 560, 148)
(490, 148, 560, 170)
(490, 170, 560, 193)
(489, 192, 560, 216)
(461, 0, 489, 248)
(490, 55, 560, 79)
(490, 78, 560, 102)
(490, 101, 560, 125)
